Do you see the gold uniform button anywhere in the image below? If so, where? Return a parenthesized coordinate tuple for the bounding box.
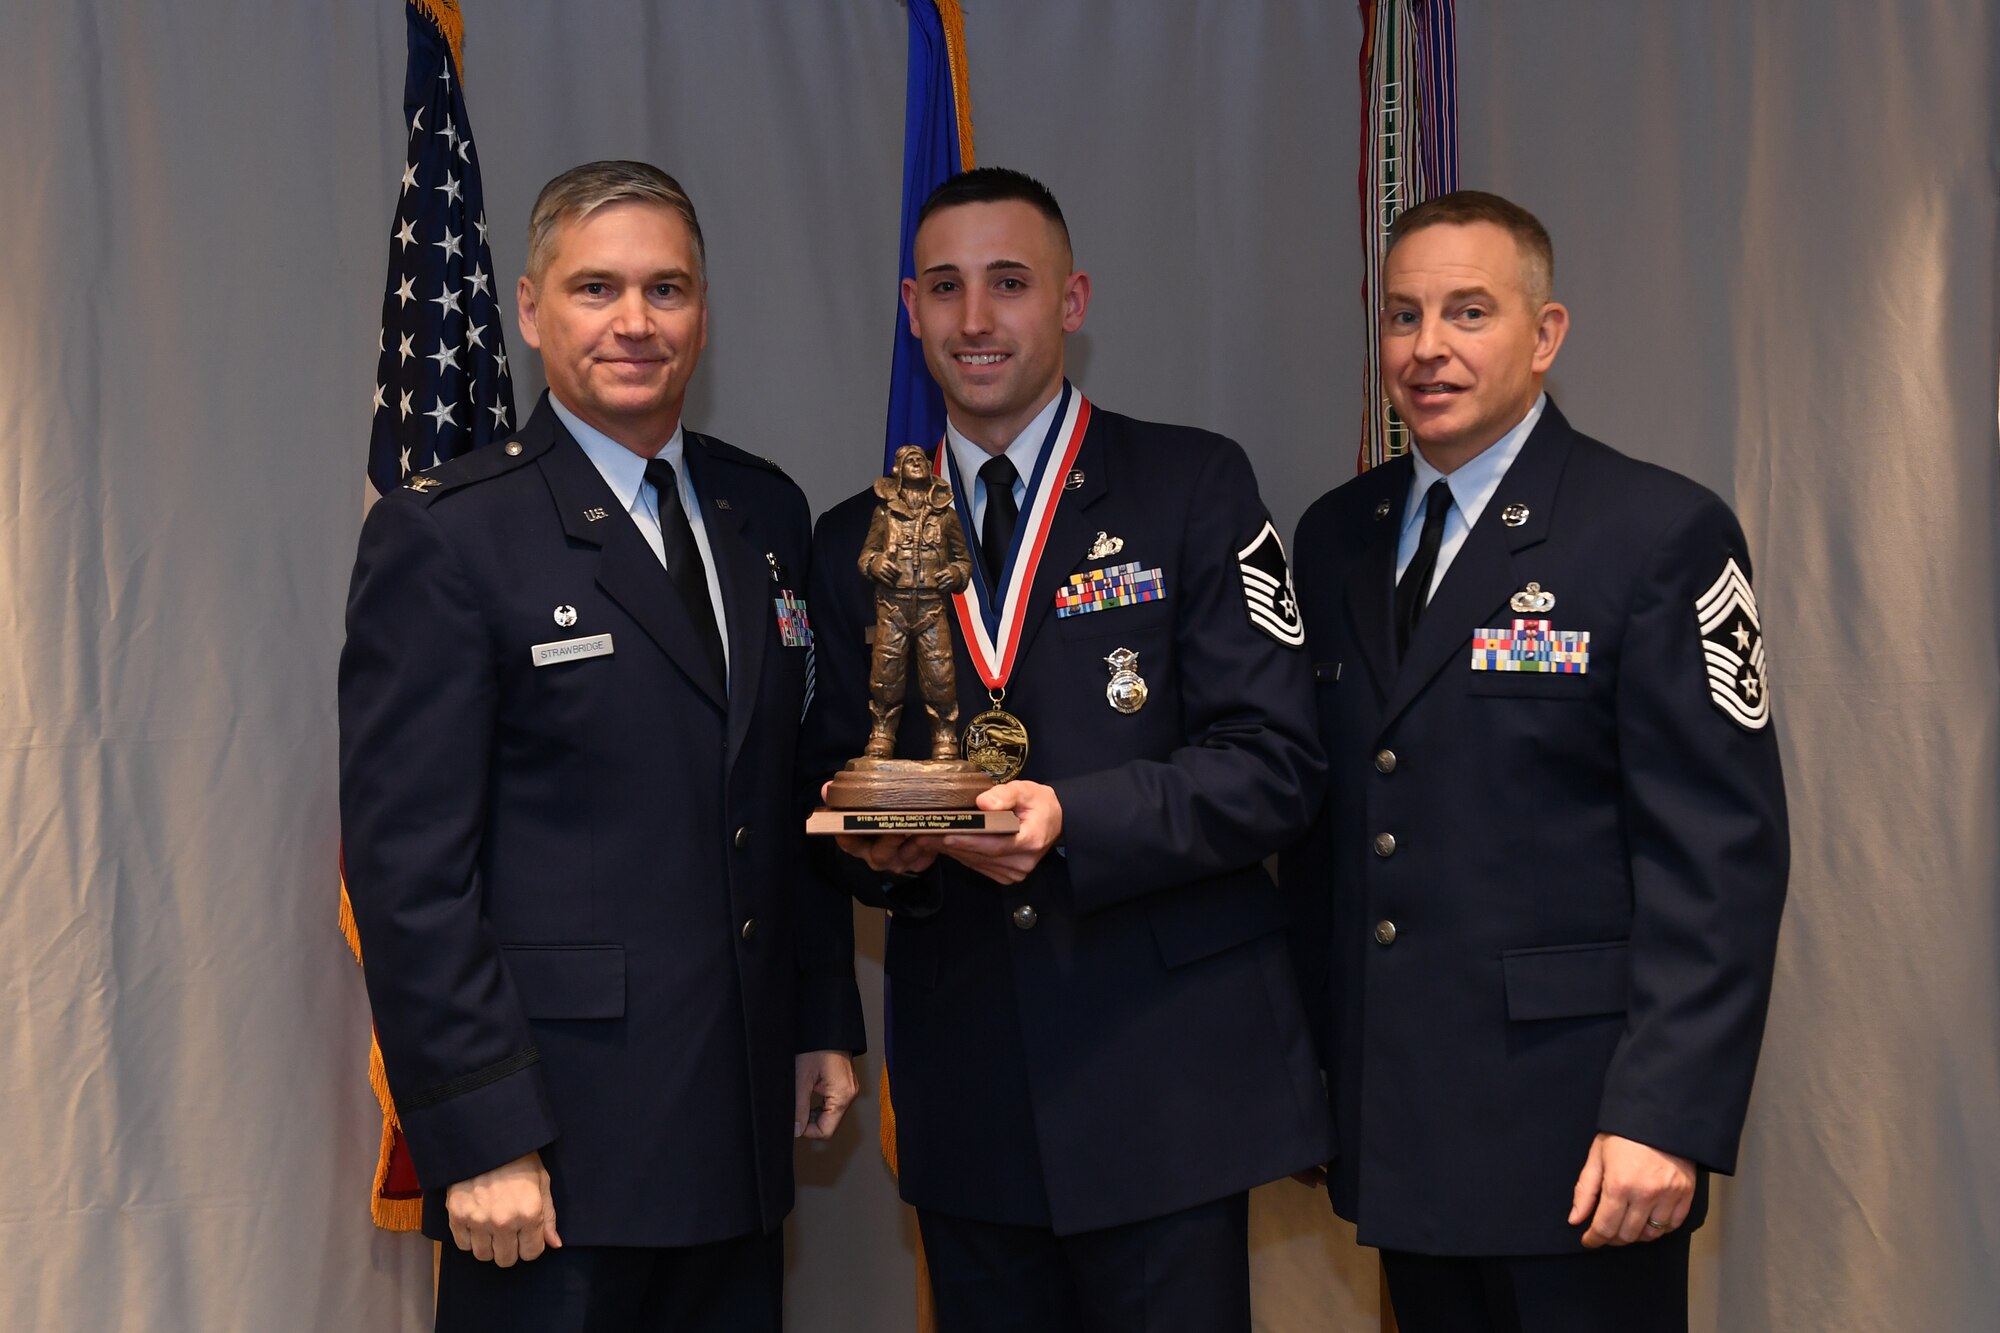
(1011, 905, 1039, 930)
(1374, 919, 1398, 946)
(740, 917, 759, 941)
(1375, 749, 1397, 774)
(1373, 832, 1397, 857)
(504, 441, 523, 456)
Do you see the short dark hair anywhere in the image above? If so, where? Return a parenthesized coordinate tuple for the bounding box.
(1387, 190, 1554, 305)
(916, 167, 1071, 253)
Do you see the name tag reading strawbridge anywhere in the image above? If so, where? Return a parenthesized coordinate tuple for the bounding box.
(531, 634, 614, 667)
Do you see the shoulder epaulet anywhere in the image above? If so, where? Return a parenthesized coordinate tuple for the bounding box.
(693, 431, 786, 477)
(398, 432, 547, 503)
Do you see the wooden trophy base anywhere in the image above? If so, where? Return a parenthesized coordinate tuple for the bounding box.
(807, 757, 1019, 835)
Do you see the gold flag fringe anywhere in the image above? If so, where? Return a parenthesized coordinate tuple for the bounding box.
(341, 875, 425, 1230)
(409, 0, 466, 78)
(936, 0, 976, 170)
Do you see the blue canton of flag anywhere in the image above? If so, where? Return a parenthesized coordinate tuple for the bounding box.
(368, 4, 515, 497)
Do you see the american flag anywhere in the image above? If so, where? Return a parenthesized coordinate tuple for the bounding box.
(368, 0, 514, 497)
(344, 0, 515, 1233)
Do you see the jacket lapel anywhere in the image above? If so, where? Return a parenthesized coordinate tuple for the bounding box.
(1012, 413, 1107, 668)
(1343, 457, 1410, 700)
(1379, 404, 1575, 729)
(683, 434, 771, 767)
(536, 412, 728, 711)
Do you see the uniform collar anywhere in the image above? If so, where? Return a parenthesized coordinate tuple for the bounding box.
(549, 393, 686, 516)
(1403, 391, 1546, 538)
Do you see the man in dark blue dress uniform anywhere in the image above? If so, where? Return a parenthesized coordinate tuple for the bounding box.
(1285, 191, 1789, 1332)
(340, 162, 864, 1332)
(803, 168, 1333, 1333)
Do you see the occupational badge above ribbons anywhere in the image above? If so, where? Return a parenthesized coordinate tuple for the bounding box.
(810, 446, 1019, 836)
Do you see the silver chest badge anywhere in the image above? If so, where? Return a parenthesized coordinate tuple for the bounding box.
(1087, 531, 1125, 560)
(1104, 647, 1148, 714)
(553, 604, 578, 628)
(1509, 582, 1555, 614)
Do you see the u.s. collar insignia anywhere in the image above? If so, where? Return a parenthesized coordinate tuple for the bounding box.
(1695, 557, 1769, 730)
(582, 506, 609, 522)
(1237, 520, 1305, 647)
(405, 474, 441, 493)
(1509, 582, 1555, 614)
(713, 497, 733, 511)
(1374, 499, 1393, 520)
(1500, 503, 1531, 527)
(1087, 531, 1124, 560)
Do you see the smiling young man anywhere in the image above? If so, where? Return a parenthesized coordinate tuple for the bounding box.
(801, 167, 1331, 1333)
(1283, 191, 1789, 1332)
(340, 161, 862, 1332)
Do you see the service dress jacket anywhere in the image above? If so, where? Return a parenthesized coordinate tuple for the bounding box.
(1284, 400, 1789, 1256)
(804, 402, 1333, 1236)
(339, 394, 864, 1248)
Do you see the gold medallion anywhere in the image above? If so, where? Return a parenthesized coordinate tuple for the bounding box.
(963, 707, 1030, 782)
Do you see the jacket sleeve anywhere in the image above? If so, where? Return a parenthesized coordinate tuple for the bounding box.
(1596, 495, 1789, 1173)
(338, 495, 557, 1189)
(784, 491, 869, 1055)
(1054, 438, 1329, 914)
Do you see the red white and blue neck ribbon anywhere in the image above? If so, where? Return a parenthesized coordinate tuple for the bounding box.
(936, 383, 1092, 692)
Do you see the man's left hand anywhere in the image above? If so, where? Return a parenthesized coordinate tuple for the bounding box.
(794, 1050, 859, 1140)
(938, 780, 1063, 884)
(1568, 1132, 1696, 1247)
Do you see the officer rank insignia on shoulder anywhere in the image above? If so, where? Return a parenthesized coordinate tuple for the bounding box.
(1236, 520, 1305, 647)
(1695, 557, 1770, 730)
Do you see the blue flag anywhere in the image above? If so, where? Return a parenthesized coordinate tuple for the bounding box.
(882, 0, 974, 475)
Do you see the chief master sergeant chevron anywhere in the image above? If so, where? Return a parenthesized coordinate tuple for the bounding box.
(802, 167, 1332, 1333)
(1283, 190, 1788, 1333)
(339, 160, 863, 1332)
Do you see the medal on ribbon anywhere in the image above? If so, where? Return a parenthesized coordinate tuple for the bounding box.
(937, 385, 1093, 781)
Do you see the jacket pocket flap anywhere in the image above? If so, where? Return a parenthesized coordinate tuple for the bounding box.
(1502, 941, 1629, 1020)
(502, 944, 626, 1019)
(1149, 878, 1287, 969)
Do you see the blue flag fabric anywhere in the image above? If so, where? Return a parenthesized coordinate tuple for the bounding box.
(367, 4, 515, 498)
(882, 0, 969, 475)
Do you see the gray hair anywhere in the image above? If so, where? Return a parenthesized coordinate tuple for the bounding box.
(524, 160, 706, 282)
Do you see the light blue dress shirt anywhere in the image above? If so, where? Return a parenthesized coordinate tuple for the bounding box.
(1396, 392, 1547, 602)
(551, 395, 729, 675)
(944, 387, 1066, 542)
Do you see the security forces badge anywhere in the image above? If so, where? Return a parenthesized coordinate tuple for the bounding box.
(1695, 557, 1770, 730)
(1237, 520, 1305, 647)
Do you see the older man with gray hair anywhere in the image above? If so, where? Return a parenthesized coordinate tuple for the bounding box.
(340, 160, 863, 1331)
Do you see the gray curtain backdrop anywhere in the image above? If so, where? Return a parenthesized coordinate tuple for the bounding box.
(1, 2, 1991, 1329)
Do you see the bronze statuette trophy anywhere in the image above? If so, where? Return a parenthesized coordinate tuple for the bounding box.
(808, 446, 1020, 835)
